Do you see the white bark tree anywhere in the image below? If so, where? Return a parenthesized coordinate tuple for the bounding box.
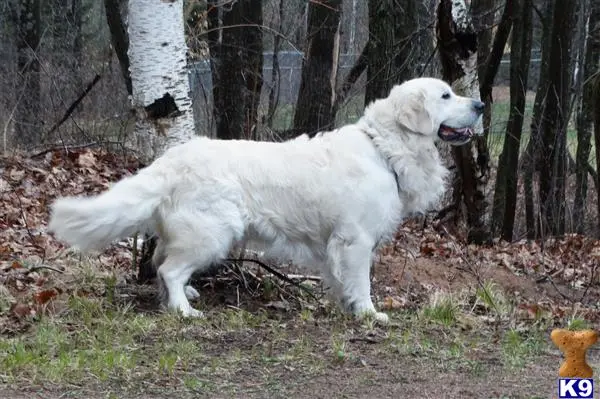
(440, 0, 484, 135)
(436, 0, 490, 244)
(127, 0, 195, 162)
(126, 0, 196, 281)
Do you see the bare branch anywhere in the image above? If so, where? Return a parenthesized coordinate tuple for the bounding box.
(45, 74, 102, 139)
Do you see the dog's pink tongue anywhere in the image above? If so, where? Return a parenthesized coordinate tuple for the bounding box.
(441, 126, 460, 135)
(441, 126, 472, 137)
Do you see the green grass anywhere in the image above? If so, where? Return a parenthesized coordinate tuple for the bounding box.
(501, 328, 547, 369)
(0, 296, 282, 389)
(420, 291, 460, 326)
(475, 280, 511, 316)
(567, 316, 591, 331)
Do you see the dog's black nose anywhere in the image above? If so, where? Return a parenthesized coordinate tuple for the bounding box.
(472, 100, 485, 114)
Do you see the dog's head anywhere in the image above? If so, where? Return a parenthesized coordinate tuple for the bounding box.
(389, 77, 484, 146)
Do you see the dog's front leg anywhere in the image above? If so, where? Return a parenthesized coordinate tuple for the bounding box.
(328, 235, 389, 324)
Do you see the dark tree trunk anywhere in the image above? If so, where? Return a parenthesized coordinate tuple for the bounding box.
(71, 0, 83, 75)
(138, 235, 158, 283)
(472, 0, 495, 145)
(574, 0, 599, 233)
(436, 0, 491, 245)
(184, 0, 208, 60)
(208, 0, 263, 140)
(292, 0, 341, 138)
(473, 0, 513, 237)
(50, 0, 85, 105)
(67, 0, 84, 105)
(244, 2, 264, 141)
(476, 0, 513, 142)
(15, 0, 41, 148)
(493, 0, 533, 241)
(365, 0, 419, 106)
(266, 0, 285, 128)
(523, 0, 554, 238)
(104, 0, 131, 94)
(472, 0, 495, 84)
(538, 0, 578, 236)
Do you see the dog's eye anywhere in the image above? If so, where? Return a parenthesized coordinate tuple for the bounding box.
(441, 93, 451, 99)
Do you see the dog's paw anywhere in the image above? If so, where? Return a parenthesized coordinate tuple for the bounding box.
(184, 285, 200, 300)
(181, 307, 205, 318)
(372, 311, 389, 324)
(356, 310, 389, 325)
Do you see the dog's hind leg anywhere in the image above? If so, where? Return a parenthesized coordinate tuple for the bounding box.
(327, 233, 389, 324)
(154, 237, 201, 301)
(157, 255, 204, 317)
(157, 204, 244, 317)
(152, 237, 198, 301)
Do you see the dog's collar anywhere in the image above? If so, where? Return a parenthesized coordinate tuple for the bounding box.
(360, 118, 401, 194)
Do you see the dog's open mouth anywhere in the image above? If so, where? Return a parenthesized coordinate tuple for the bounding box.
(438, 125, 474, 143)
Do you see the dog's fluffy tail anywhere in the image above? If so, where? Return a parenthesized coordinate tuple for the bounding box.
(48, 168, 167, 253)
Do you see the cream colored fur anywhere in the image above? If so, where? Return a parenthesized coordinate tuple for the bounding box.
(48, 77, 483, 323)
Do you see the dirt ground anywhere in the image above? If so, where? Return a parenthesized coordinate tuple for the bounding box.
(0, 361, 565, 399)
(2, 243, 600, 399)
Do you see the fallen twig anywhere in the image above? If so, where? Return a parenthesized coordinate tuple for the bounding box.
(30, 141, 130, 159)
(31, 142, 101, 158)
(286, 274, 321, 281)
(545, 276, 571, 302)
(225, 257, 320, 301)
(27, 265, 64, 274)
(348, 337, 381, 344)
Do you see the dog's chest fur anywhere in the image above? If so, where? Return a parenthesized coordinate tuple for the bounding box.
(359, 119, 450, 220)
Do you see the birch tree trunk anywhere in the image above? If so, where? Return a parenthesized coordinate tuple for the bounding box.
(436, 0, 490, 244)
(127, 0, 195, 163)
(127, 0, 195, 282)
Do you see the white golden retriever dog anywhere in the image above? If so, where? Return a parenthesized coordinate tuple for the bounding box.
(49, 77, 484, 323)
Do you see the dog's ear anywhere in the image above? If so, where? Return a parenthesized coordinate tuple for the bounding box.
(396, 92, 435, 134)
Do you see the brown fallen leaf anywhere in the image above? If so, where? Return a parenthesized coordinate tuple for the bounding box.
(33, 289, 58, 305)
(382, 296, 406, 310)
(10, 260, 23, 269)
